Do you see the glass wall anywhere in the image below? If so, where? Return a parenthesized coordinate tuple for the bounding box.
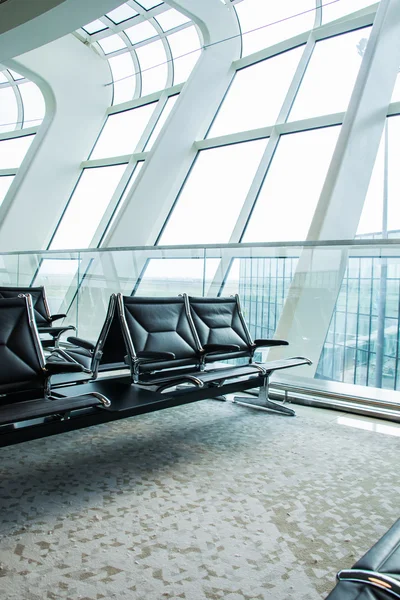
(6, 1, 400, 409)
(165, 4, 378, 249)
(47, 1, 202, 251)
(0, 68, 44, 208)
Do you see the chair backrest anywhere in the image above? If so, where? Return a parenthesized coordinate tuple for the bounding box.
(117, 294, 201, 372)
(0, 286, 51, 327)
(96, 294, 127, 371)
(187, 295, 253, 362)
(0, 295, 47, 400)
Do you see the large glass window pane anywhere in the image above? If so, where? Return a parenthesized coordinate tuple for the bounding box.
(323, 0, 376, 24)
(109, 53, 136, 105)
(19, 82, 45, 128)
(289, 28, 371, 121)
(136, 0, 162, 10)
(33, 258, 80, 314)
(82, 19, 108, 34)
(144, 95, 178, 150)
(168, 26, 201, 85)
(159, 139, 268, 245)
(0, 175, 14, 206)
(388, 117, 400, 233)
(125, 20, 157, 44)
(357, 127, 384, 237)
(235, 0, 315, 57)
(155, 9, 190, 31)
(0, 87, 18, 134)
(243, 126, 340, 242)
(106, 5, 138, 24)
(102, 161, 144, 239)
(90, 103, 157, 159)
(0, 135, 34, 168)
(135, 258, 220, 296)
(50, 165, 127, 250)
(358, 117, 400, 238)
(208, 46, 304, 138)
(98, 34, 126, 54)
(136, 40, 168, 96)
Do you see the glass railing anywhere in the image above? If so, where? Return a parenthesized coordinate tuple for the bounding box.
(2, 240, 400, 409)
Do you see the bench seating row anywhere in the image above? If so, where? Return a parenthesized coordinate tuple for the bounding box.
(58, 293, 311, 414)
(0, 291, 311, 447)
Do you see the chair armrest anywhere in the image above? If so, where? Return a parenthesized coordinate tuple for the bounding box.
(49, 313, 67, 322)
(67, 336, 96, 352)
(253, 339, 289, 348)
(38, 325, 75, 336)
(203, 343, 241, 355)
(136, 351, 176, 361)
(45, 361, 85, 375)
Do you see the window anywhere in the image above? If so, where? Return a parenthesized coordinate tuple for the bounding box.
(90, 103, 157, 159)
(235, 0, 315, 57)
(159, 139, 268, 245)
(0, 176, 14, 206)
(208, 46, 304, 138)
(50, 165, 127, 250)
(136, 40, 168, 96)
(243, 126, 340, 242)
(0, 135, 35, 169)
(288, 28, 371, 121)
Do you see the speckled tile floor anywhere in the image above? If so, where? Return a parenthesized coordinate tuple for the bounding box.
(0, 399, 399, 600)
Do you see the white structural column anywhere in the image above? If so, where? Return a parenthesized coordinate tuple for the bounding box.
(103, 0, 242, 248)
(271, 0, 400, 375)
(0, 35, 112, 252)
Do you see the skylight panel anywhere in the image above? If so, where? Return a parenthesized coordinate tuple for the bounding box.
(98, 34, 127, 54)
(82, 19, 108, 34)
(108, 53, 136, 104)
(125, 20, 158, 44)
(0, 87, 18, 133)
(136, 39, 168, 96)
(135, 0, 163, 10)
(155, 9, 191, 31)
(106, 4, 138, 24)
(19, 82, 45, 128)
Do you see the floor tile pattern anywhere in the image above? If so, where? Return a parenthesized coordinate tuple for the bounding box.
(0, 400, 399, 599)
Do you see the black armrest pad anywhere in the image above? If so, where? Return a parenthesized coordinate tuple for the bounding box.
(203, 343, 241, 354)
(49, 313, 67, 321)
(45, 361, 85, 375)
(253, 339, 289, 347)
(136, 351, 176, 360)
(67, 336, 96, 352)
(38, 325, 75, 335)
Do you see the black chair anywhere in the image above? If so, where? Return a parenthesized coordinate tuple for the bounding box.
(0, 294, 110, 433)
(116, 294, 311, 413)
(187, 294, 289, 367)
(118, 294, 203, 384)
(326, 518, 400, 599)
(54, 294, 127, 380)
(0, 285, 75, 348)
(187, 294, 310, 415)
